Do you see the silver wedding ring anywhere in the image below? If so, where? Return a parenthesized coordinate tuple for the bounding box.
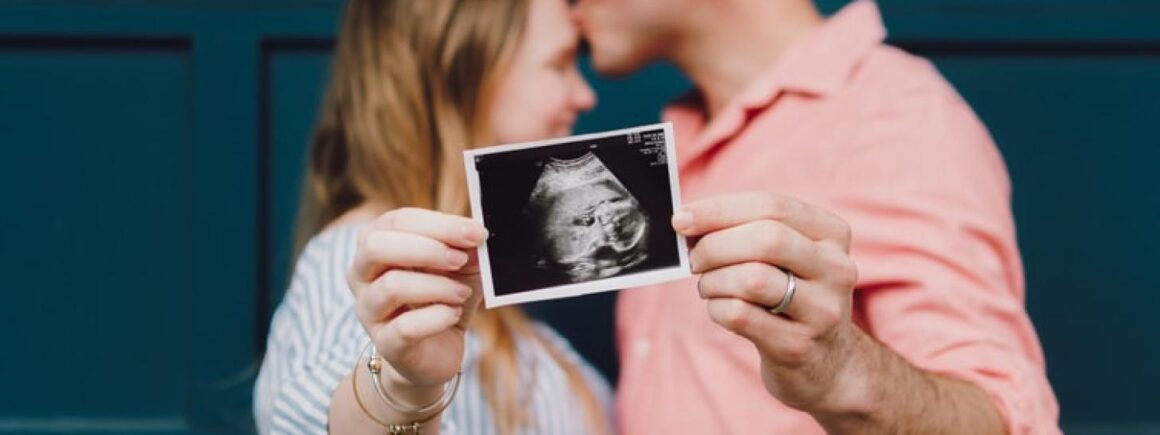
(768, 270, 796, 314)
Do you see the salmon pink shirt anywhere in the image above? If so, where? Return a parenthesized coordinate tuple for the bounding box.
(614, 2, 1061, 433)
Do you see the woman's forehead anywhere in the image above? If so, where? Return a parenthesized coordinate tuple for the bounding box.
(524, 0, 581, 58)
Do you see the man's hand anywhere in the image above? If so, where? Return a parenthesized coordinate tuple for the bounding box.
(674, 191, 1005, 433)
(674, 191, 862, 412)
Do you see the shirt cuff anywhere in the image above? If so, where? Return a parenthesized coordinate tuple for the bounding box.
(920, 347, 1060, 435)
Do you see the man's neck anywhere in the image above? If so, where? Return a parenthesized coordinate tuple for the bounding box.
(669, 0, 823, 119)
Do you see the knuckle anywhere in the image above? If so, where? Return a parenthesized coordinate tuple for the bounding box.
(352, 294, 371, 322)
(361, 234, 385, 259)
(394, 320, 421, 344)
(379, 270, 405, 293)
(823, 246, 858, 288)
(754, 217, 781, 234)
(378, 209, 400, 227)
(355, 288, 383, 322)
(378, 279, 402, 308)
(758, 192, 787, 220)
(814, 302, 843, 330)
(722, 299, 752, 331)
(739, 265, 772, 300)
(394, 207, 422, 222)
(355, 304, 373, 326)
(757, 222, 786, 260)
(836, 258, 859, 288)
(779, 336, 813, 365)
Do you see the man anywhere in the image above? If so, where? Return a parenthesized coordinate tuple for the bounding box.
(573, 0, 1061, 433)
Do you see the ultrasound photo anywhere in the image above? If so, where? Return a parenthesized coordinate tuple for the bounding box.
(465, 123, 690, 308)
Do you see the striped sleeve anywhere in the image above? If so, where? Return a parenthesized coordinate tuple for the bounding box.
(254, 223, 614, 434)
(254, 225, 365, 435)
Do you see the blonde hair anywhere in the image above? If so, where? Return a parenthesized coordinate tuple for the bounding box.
(297, 0, 606, 433)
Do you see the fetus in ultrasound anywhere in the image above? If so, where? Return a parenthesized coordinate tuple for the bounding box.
(526, 152, 650, 282)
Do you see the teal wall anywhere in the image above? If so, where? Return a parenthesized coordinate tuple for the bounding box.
(1, 0, 1158, 433)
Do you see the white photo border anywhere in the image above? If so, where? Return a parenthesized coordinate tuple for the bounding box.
(463, 122, 690, 308)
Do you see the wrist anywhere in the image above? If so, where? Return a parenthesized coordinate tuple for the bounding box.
(809, 328, 887, 429)
(379, 361, 447, 408)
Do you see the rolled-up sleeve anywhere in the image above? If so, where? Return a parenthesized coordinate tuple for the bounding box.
(828, 76, 1061, 434)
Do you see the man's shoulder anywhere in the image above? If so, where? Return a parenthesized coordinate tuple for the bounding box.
(830, 42, 988, 142)
(845, 44, 958, 104)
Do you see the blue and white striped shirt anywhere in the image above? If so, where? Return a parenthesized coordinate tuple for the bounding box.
(254, 223, 612, 434)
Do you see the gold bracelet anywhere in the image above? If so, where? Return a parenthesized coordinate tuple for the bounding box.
(366, 343, 462, 417)
(350, 341, 458, 434)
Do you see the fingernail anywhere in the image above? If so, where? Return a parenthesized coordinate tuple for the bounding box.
(672, 210, 693, 233)
(462, 224, 489, 244)
(457, 285, 472, 299)
(446, 249, 469, 268)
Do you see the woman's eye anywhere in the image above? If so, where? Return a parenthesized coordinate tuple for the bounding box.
(574, 214, 595, 226)
(552, 53, 575, 72)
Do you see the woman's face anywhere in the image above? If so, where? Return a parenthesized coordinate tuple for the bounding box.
(488, 0, 597, 144)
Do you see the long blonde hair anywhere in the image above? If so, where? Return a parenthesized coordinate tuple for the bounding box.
(297, 1, 606, 433)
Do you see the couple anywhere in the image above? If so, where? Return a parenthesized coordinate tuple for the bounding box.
(255, 0, 1061, 434)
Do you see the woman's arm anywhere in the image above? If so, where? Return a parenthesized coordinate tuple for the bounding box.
(330, 366, 447, 434)
(255, 231, 364, 434)
(331, 208, 489, 433)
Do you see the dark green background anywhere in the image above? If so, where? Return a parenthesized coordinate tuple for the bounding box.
(1, 0, 1157, 433)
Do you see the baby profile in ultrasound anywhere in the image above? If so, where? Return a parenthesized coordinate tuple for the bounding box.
(524, 152, 651, 282)
(468, 124, 687, 306)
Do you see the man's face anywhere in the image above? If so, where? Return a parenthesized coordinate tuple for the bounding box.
(538, 179, 650, 281)
(572, 0, 686, 76)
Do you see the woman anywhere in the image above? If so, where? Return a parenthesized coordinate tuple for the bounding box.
(253, 0, 608, 433)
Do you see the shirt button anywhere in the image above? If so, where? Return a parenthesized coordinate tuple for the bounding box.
(633, 339, 651, 357)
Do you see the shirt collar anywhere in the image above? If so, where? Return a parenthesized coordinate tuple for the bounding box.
(775, 0, 887, 97)
(667, 1, 887, 168)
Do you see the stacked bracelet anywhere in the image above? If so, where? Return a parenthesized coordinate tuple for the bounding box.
(365, 343, 462, 416)
(351, 341, 461, 434)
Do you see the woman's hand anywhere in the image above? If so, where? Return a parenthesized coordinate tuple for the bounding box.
(347, 208, 489, 403)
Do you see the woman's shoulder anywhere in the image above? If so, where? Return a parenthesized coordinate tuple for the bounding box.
(301, 220, 366, 260)
(292, 205, 383, 274)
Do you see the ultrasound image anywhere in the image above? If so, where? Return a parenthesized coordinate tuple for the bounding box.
(472, 127, 681, 296)
(526, 152, 650, 282)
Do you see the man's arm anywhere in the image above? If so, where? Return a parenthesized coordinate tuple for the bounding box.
(674, 191, 1004, 434)
(811, 326, 1003, 434)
